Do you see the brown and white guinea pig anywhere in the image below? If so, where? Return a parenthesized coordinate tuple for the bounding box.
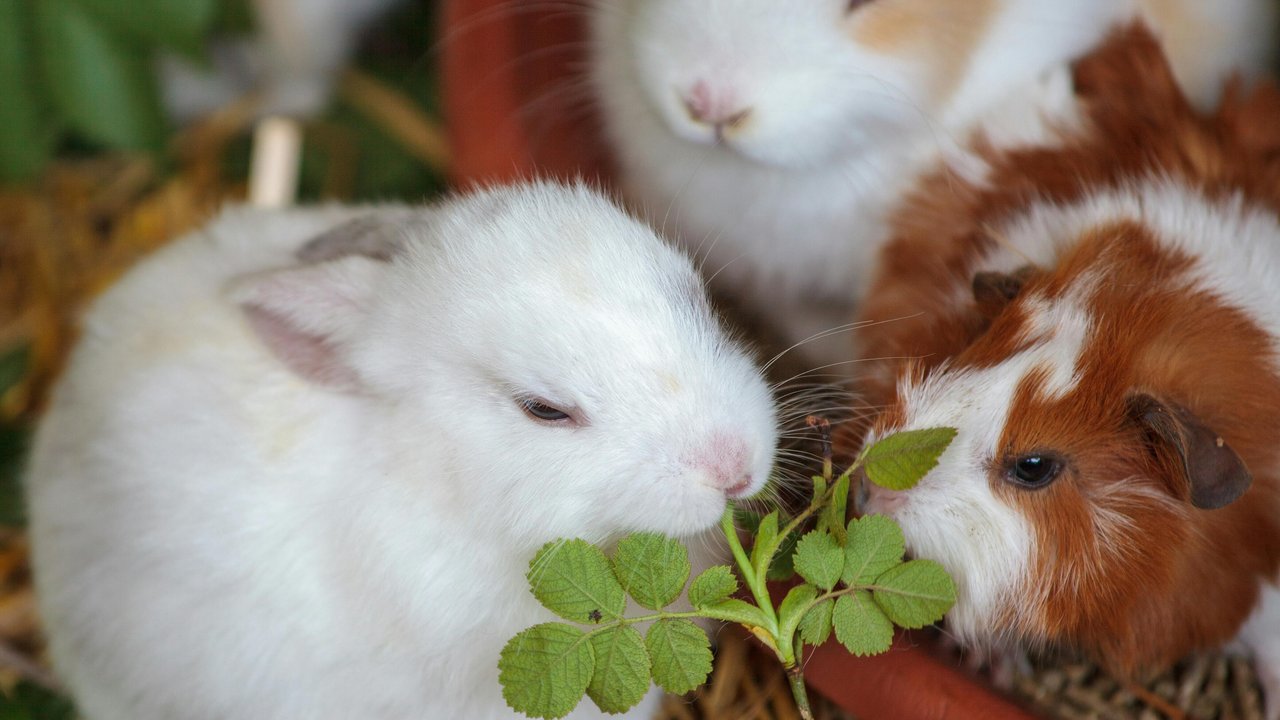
(848, 24, 1280, 713)
(591, 0, 1277, 378)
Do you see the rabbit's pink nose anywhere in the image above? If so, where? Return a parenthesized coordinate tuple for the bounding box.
(681, 81, 753, 137)
(691, 433, 757, 498)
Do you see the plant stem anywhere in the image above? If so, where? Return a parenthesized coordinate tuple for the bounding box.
(720, 507, 779, 634)
(786, 664, 814, 720)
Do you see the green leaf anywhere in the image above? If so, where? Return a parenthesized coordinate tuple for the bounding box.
(586, 626, 651, 714)
(688, 565, 738, 608)
(700, 598, 770, 629)
(776, 583, 819, 646)
(766, 526, 801, 581)
(0, 346, 29, 395)
(871, 559, 957, 629)
(611, 533, 690, 611)
(749, 510, 780, 579)
(527, 540, 626, 624)
(810, 474, 828, 506)
(797, 598, 834, 647)
(499, 623, 595, 719)
(864, 427, 957, 491)
(818, 472, 850, 545)
(793, 530, 844, 591)
(36, 0, 167, 152)
(832, 592, 894, 657)
(0, 0, 55, 183)
(645, 619, 712, 695)
(0, 681, 76, 720)
(73, 0, 216, 58)
(0, 426, 29, 527)
(842, 515, 906, 587)
(733, 508, 763, 532)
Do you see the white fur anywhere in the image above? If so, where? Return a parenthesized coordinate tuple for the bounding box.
(1239, 582, 1280, 720)
(591, 0, 1274, 374)
(27, 183, 778, 719)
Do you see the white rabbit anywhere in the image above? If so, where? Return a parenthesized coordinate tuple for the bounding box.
(590, 0, 1277, 377)
(27, 182, 778, 719)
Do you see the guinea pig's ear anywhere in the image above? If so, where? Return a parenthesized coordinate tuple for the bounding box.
(296, 215, 409, 264)
(228, 255, 384, 390)
(1128, 394, 1252, 509)
(972, 265, 1035, 317)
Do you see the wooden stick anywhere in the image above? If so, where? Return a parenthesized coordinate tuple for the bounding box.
(248, 117, 302, 208)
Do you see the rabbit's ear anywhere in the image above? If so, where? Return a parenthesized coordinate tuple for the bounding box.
(228, 255, 384, 390)
(296, 215, 411, 264)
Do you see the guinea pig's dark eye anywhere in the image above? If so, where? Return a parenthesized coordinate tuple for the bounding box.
(846, 0, 874, 13)
(520, 398, 573, 424)
(1006, 454, 1064, 489)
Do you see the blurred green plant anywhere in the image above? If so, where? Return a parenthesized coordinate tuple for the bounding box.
(0, 681, 75, 720)
(0, 346, 31, 527)
(0, 0, 220, 183)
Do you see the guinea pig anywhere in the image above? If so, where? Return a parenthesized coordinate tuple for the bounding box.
(590, 0, 1277, 377)
(26, 182, 778, 719)
(850, 24, 1280, 714)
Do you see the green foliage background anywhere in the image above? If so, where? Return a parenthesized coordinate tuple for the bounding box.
(0, 0, 447, 202)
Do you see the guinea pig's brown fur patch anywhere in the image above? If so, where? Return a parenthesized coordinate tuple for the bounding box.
(855, 24, 1280, 675)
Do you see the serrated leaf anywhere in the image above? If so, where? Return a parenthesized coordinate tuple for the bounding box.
(817, 471, 851, 545)
(842, 515, 906, 586)
(810, 474, 828, 506)
(776, 583, 819, 645)
(527, 540, 626, 624)
(0, 0, 55, 183)
(499, 623, 595, 719)
(793, 530, 844, 591)
(611, 533, 690, 610)
(871, 559, 957, 629)
(749, 510, 780, 579)
(688, 565, 738, 608)
(645, 620, 712, 695)
(864, 427, 957, 491)
(586, 626, 651, 714)
(766, 527, 801, 581)
(73, 0, 216, 57)
(36, 0, 167, 151)
(798, 598, 834, 647)
(700, 598, 770, 629)
(734, 508, 763, 532)
(832, 592, 893, 656)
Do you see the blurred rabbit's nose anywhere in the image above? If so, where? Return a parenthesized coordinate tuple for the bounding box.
(681, 81, 753, 138)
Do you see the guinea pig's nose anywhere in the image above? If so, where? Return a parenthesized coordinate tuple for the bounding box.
(681, 81, 753, 137)
(863, 478, 907, 515)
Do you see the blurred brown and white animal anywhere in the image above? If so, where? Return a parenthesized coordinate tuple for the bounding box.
(593, 0, 1278, 376)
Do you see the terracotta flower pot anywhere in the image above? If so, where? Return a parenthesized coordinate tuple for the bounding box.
(439, 2, 1037, 717)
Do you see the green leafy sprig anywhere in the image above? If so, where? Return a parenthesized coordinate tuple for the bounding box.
(499, 423, 958, 719)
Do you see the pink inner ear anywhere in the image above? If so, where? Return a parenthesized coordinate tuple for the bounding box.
(242, 304, 361, 389)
